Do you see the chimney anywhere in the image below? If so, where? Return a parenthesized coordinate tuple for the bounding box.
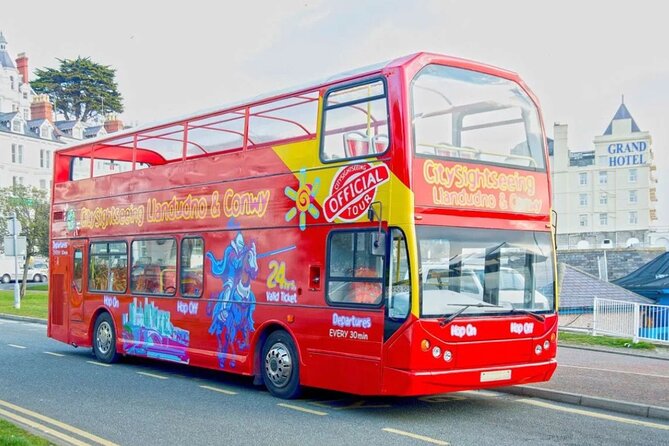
(15, 52, 29, 85)
(104, 113, 124, 133)
(31, 94, 53, 123)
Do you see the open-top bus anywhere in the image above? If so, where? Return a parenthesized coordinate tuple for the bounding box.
(48, 52, 557, 398)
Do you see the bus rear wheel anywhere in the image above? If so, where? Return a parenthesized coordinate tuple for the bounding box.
(261, 331, 301, 399)
(1, 274, 10, 284)
(93, 313, 119, 363)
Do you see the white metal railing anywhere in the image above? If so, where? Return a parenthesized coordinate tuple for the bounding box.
(593, 297, 669, 345)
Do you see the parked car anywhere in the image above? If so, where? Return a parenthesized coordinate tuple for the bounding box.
(0, 261, 48, 283)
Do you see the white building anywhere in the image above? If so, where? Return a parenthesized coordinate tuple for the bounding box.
(551, 100, 659, 249)
(0, 32, 124, 193)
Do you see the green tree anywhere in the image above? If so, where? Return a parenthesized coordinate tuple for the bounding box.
(0, 186, 49, 299)
(32, 57, 124, 122)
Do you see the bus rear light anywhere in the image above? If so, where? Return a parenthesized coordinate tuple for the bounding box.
(432, 346, 442, 358)
(420, 339, 431, 352)
(550, 332, 557, 342)
(534, 345, 543, 355)
(543, 340, 550, 350)
(443, 350, 452, 362)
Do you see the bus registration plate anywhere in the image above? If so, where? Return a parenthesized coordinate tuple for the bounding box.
(480, 370, 511, 382)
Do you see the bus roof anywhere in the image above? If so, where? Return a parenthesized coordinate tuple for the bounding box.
(55, 52, 523, 158)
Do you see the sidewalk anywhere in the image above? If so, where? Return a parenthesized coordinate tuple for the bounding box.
(499, 342, 669, 421)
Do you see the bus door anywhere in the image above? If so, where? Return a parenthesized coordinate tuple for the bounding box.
(48, 239, 85, 342)
(69, 240, 86, 322)
(311, 229, 388, 394)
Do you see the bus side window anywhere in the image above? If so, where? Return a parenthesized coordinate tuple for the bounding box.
(181, 237, 204, 298)
(130, 238, 177, 296)
(73, 249, 83, 292)
(89, 241, 128, 293)
(326, 231, 384, 306)
(388, 228, 410, 320)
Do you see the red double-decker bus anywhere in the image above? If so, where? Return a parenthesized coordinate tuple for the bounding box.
(48, 52, 557, 399)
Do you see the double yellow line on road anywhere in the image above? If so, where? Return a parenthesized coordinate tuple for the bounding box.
(0, 399, 119, 446)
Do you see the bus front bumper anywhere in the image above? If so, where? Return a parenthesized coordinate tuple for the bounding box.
(381, 359, 557, 396)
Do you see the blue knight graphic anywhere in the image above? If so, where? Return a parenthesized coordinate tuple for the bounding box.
(206, 232, 258, 368)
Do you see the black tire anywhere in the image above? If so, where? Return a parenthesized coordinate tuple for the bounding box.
(261, 330, 301, 399)
(33, 274, 42, 283)
(93, 313, 119, 363)
(1, 274, 10, 284)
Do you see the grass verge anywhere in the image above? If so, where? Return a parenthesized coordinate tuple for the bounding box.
(559, 331, 656, 350)
(0, 419, 53, 446)
(0, 289, 48, 319)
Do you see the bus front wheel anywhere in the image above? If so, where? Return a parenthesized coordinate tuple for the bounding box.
(93, 313, 119, 363)
(261, 331, 301, 399)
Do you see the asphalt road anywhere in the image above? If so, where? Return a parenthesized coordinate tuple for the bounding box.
(1, 319, 668, 446)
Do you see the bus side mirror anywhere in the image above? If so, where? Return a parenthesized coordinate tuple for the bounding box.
(371, 232, 385, 256)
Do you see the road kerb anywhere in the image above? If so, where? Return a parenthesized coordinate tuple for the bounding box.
(0, 313, 47, 325)
(497, 385, 669, 422)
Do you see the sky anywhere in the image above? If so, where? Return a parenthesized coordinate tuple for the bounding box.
(2, 0, 668, 224)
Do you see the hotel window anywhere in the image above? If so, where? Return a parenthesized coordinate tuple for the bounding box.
(40, 149, 51, 168)
(629, 168, 637, 183)
(12, 120, 21, 132)
(629, 190, 638, 204)
(629, 211, 638, 225)
(11, 145, 23, 164)
(599, 171, 608, 184)
(599, 213, 608, 226)
(579, 193, 588, 206)
(39, 179, 47, 190)
(579, 214, 588, 227)
(579, 172, 587, 186)
(600, 193, 608, 205)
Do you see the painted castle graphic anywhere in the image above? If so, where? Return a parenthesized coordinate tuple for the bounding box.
(122, 297, 190, 364)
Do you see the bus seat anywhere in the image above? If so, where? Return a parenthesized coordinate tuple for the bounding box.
(343, 132, 369, 157)
(162, 268, 176, 293)
(143, 265, 161, 293)
(371, 134, 389, 153)
(349, 267, 382, 304)
(435, 143, 458, 158)
(458, 147, 479, 160)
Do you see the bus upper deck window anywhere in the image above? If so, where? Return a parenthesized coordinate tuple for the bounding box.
(322, 80, 389, 162)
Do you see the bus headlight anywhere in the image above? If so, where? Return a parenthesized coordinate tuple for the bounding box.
(443, 350, 452, 362)
(432, 346, 442, 358)
(535, 345, 543, 355)
(543, 340, 550, 350)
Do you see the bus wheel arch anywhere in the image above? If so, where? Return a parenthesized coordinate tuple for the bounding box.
(91, 310, 120, 363)
(253, 323, 302, 399)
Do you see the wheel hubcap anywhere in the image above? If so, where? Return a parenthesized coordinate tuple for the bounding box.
(97, 321, 112, 355)
(264, 342, 292, 388)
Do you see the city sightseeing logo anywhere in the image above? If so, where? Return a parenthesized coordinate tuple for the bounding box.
(65, 208, 77, 232)
(323, 163, 390, 222)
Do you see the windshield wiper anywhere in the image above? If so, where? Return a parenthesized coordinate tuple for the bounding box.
(508, 308, 545, 322)
(438, 303, 500, 328)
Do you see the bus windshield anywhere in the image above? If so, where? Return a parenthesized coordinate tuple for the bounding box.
(417, 226, 555, 317)
(412, 64, 545, 170)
